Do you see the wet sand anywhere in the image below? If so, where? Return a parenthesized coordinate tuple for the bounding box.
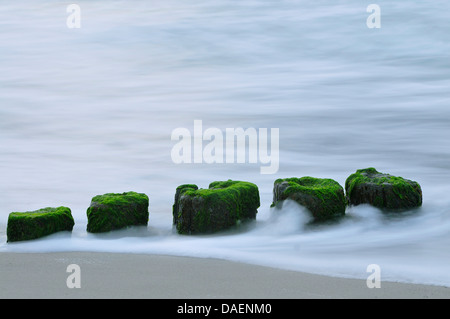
(0, 252, 448, 299)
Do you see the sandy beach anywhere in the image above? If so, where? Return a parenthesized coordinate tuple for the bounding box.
(0, 252, 448, 299)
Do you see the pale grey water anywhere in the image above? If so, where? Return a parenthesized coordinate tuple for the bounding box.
(1, 0, 450, 287)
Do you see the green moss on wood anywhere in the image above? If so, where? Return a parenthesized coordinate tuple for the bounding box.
(173, 184, 199, 226)
(173, 180, 260, 234)
(272, 177, 346, 221)
(7, 207, 75, 242)
(176, 184, 199, 192)
(86, 191, 149, 233)
(345, 168, 422, 210)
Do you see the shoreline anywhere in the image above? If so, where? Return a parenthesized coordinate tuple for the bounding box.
(0, 251, 449, 299)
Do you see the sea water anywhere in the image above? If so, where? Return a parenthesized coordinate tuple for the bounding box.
(1, 0, 450, 287)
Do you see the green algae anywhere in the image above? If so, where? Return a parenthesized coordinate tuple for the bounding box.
(174, 180, 260, 234)
(172, 184, 198, 226)
(7, 206, 75, 242)
(345, 168, 422, 210)
(86, 191, 149, 233)
(272, 177, 346, 221)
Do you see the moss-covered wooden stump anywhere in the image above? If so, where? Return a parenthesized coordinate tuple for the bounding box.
(345, 168, 422, 211)
(86, 191, 149, 233)
(272, 177, 346, 221)
(7, 207, 75, 242)
(173, 180, 260, 234)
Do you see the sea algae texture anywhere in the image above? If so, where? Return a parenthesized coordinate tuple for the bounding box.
(172, 184, 199, 226)
(86, 191, 149, 233)
(345, 167, 422, 211)
(272, 177, 346, 221)
(173, 180, 260, 234)
(7, 206, 75, 242)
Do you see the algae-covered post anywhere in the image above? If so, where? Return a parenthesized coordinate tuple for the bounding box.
(86, 191, 149, 233)
(345, 167, 422, 211)
(173, 180, 260, 234)
(172, 184, 199, 226)
(7, 206, 75, 242)
(272, 177, 346, 221)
